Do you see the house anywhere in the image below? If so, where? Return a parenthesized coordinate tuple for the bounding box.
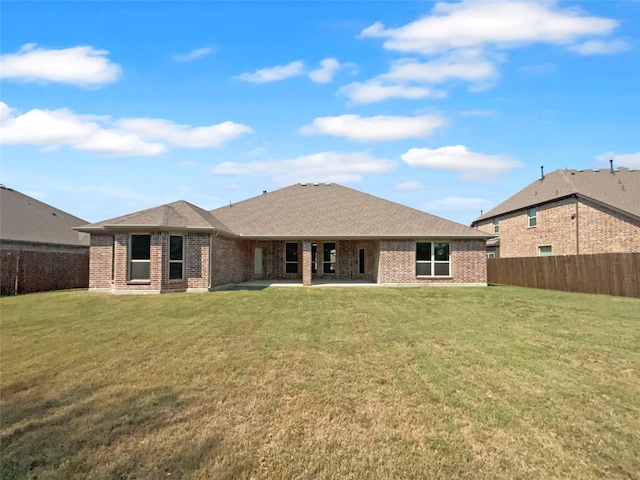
(76, 183, 492, 294)
(472, 165, 640, 258)
(0, 185, 90, 295)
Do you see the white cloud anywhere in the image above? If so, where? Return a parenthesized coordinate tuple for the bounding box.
(0, 103, 253, 156)
(309, 58, 341, 83)
(339, 80, 445, 104)
(360, 1, 619, 55)
(300, 114, 446, 142)
(568, 39, 631, 55)
(596, 151, 640, 169)
(0, 102, 14, 121)
(401, 145, 521, 181)
(172, 46, 216, 62)
(213, 151, 397, 183)
(116, 118, 254, 148)
(0, 43, 121, 87)
(237, 60, 305, 83)
(395, 180, 425, 191)
(382, 49, 499, 85)
(423, 196, 492, 212)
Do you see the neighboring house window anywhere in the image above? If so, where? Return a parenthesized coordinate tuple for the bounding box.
(285, 242, 299, 274)
(169, 235, 184, 280)
(487, 252, 496, 259)
(493, 218, 500, 234)
(416, 242, 450, 276)
(323, 242, 336, 273)
(538, 245, 552, 257)
(130, 234, 151, 281)
(528, 207, 537, 227)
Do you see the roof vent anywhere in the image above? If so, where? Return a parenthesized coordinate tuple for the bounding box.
(262, 190, 267, 194)
(593, 169, 599, 172)
(313, 183, 319, 186)
(577, 169, 584, 172)
(325, 182, 331, 186)
(610, 158, 614, 174)
(301, 182, 307, 186)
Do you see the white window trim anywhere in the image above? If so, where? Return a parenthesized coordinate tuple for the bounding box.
(129, 234, 151, 283)
(493, 218, 500, 234)
(538, 245, 552, 257)
(416, 241, 452, 278)
(487, 252, 496, 259)
(285, 242, 299, 274)
(168, 234, 185, 281)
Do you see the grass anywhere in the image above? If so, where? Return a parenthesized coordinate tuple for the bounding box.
(1, 286, 639, 479)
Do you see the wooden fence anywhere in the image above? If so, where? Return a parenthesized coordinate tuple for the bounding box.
(1, 249, 89, 296)
(487, 253, 640, 298)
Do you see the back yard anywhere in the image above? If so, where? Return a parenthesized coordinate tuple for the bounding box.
(1, 286, 639, 479)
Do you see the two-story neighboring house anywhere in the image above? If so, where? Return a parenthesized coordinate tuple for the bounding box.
(471, 165, 640, 258)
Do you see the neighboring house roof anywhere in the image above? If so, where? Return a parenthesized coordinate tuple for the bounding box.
(211, 183, 490, 239)
(77, 183, 490, 239)
(77, 200, 235, 236)
(0, 185, 90, 247)
(473, 167, 640, 223)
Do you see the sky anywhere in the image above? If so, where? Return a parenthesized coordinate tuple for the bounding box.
(1, 0, 639, 225)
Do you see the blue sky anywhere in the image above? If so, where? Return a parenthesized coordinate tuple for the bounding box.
(1, 1, 638, 225)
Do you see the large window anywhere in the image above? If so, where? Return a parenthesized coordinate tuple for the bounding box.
(416, 242, 450, 277)
(130, 235, 151, 281)
(169, 235, 184, 280)
(493, 218, 500, 234)
(285, 242, 299, 273)
(323, 242, 336, 274)
(528, 207, 537, 227)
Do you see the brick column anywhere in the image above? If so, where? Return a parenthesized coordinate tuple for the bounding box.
(302, 240, 312, 286)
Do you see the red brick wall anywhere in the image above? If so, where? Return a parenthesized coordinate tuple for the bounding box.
(211, 236, 249, 288)
(186, 233, 210, 290)
(477, 197, 640, 257)
(377, 239, 487, 284)
(89, 234, 113, 290)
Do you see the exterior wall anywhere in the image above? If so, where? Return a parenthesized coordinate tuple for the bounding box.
(211, 236, 250, 288)
(477, 197, 640, 258)
(113, 232, 163, 292)
(377, 239, 487, 285)
(186, 233, 211, 290)
(1, 241, 89, 296)
(89, 234, 114, 290)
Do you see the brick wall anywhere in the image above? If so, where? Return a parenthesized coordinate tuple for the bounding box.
(186, 233, 210, 290)
(89, 234, 114, 290)
(211, 236, 249, 288)
(477, 197, 640, 257)
(377, 239, 487, 285)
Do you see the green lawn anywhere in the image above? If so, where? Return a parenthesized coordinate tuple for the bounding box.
(1, 286, 639, 479)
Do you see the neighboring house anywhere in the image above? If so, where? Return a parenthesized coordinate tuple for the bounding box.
(472, 166, 640, 258)
(76, 183, 492, 294)
(0, 185, 90, 295)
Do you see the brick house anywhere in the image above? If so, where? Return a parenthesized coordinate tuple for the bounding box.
(1, 186, 90, 295)
(472, 166, 640, 258)
(77, 183, 491, 293)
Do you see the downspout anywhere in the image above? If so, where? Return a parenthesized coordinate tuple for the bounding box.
(574, 195, 580, 255)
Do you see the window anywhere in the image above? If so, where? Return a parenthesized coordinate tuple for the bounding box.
(416, 242, 450, 276)
(493, 218, 500, 234)
(311, 243, 317, 274)
(528, 207, 537, 227)
(169, 235, 184, 280)
(538, 245, 552, 257)
(130, 235, 151, 281)
(323, 242, 336, 273)
(285, 242, 298, 274)
(487, 252, 496, 259)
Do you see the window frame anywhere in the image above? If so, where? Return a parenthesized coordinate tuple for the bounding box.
(129, 234, 151, 282)
(323, 242, 336, 274)
(493, 217, 500, 234)
(416, 241, 451, 277)
(168, 234, 185, 281)
(538, 245, 552, 257)
(528, 207, 537, 228)
(487, 252, 496, 259)
(285, 242, 299, 274)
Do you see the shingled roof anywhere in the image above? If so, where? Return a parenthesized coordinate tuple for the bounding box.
(0, 186, 89, 247)
(474, 167, 640, 223)
(212, 183, 490, 239)
(77, 183, 490, 239)
(77, 200, 235, 235)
